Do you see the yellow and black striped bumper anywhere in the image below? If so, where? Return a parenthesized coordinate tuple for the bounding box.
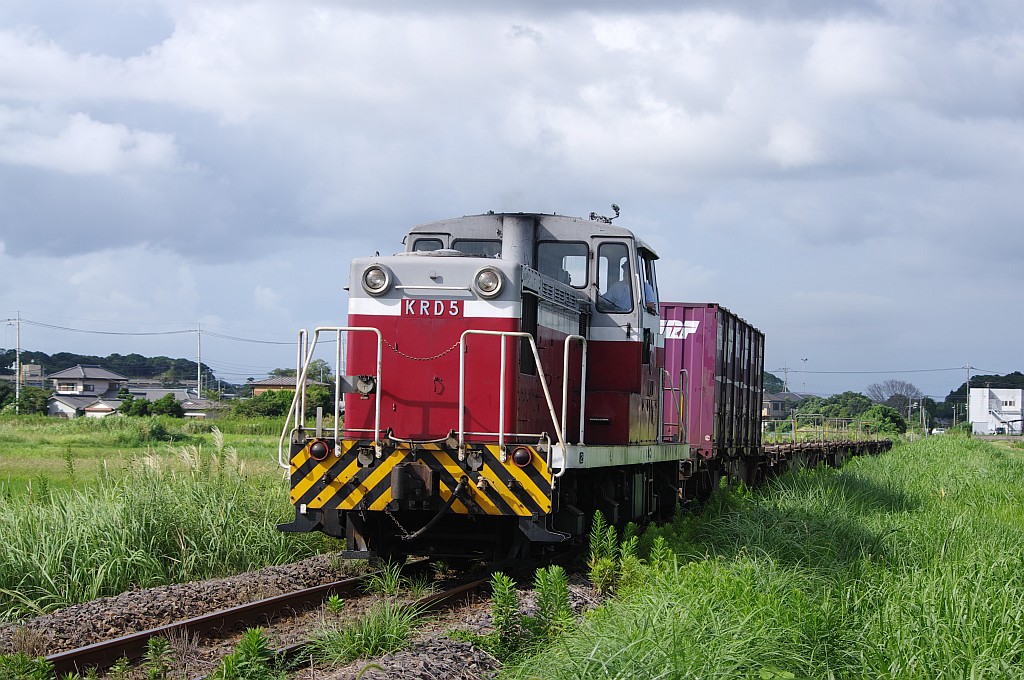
(289, 440, 553, 517)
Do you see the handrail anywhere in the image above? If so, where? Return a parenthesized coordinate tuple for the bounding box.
(561, 335, 587, 446)
(679, 368, 689, 445)
(277, 326, 383, 470)
(458, 330, 566, 453)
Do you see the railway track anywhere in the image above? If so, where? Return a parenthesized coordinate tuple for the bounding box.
(44, 552, 581, 678)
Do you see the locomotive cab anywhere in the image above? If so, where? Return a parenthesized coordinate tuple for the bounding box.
(279, 212, 693, 563)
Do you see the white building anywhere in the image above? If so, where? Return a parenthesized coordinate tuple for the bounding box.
(969, 387, 1023, 435)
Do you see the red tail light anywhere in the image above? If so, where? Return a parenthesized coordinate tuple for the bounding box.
(511, 446, 532, 468)
(309, 439, 330, 461)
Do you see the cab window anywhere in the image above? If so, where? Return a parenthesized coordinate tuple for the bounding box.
(412, 238, 444, 252)
(596, 242, 633, 313)
(537, 241, 588, 288)
(451, 239, 501, 257)
(638, 251, 659, 315)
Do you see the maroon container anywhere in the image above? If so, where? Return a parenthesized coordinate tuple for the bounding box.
(661, 302, 764, 460)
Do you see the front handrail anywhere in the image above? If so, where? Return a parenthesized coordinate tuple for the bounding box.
(277, 326, 383, 470)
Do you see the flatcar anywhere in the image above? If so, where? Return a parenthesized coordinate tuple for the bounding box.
(278, 210, 764, 562)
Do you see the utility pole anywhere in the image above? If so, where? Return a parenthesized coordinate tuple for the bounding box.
(197, 323, 202, 398)
(965, 364, 973, 432)
(14, 311, 21, 415)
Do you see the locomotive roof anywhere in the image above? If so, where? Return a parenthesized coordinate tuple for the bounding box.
(405, 212, 659, 258)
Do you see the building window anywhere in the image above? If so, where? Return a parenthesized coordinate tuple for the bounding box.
(84, 384, 95, 393)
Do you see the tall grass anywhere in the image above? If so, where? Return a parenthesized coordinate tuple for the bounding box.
(0, 438, 333, 622)
(505, 435, 1024, 679)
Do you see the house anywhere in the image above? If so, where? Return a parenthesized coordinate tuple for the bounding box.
(45, 365, 224, 419)
(49, 365, 128, 398)
(969, 387, 1023, 435)
(762, 391, 811, 419)
(47, 365, 129, 418)
(251, 376, 317, 396)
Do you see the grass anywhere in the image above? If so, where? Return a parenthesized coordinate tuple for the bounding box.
(504, 434, 1024, 679)
(0, 415, 283, 495)
(306, 601, 424, 664)
(0, 421, 334, 622)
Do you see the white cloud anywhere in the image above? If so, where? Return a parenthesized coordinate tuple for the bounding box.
(254, 285, 287, 318)
(762, 120, 824, 168)
(0, 111, 180, 175)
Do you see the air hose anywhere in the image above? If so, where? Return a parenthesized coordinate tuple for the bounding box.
(400, 476, 469, 542)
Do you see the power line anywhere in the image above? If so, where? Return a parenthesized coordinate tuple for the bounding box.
(774, 367, 1008, 376)
(22, 320, 196, 336)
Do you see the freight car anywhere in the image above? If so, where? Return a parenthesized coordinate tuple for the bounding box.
(277, 211, 860, 563)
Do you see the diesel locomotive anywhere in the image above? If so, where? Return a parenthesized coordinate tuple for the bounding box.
(278, 210, 765, 562)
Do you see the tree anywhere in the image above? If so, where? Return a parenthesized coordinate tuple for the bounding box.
(15, 386, 51, 415)
(0, 381, 13, 410)
(866, 379, 923, 415)
(306, 359, 333, 384)
(238, 378, 256, 399)
(151, 393, 185, 417)
(795, 391, 874, 419)
(122, 397, 152, 416)
(304, 383, 335, 419)
(269, 368, 297, 377)
(232, 389, 294, 418)
(862, 404, 907, 435)
(764, 372, 784, 393)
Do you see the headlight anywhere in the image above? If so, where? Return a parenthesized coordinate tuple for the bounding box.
(362, 265, 392, 296)
(473, 267, 503, 298)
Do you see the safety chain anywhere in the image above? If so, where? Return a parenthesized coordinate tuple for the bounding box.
(383, 337, 461, 362)
(384, 504, 411, 536)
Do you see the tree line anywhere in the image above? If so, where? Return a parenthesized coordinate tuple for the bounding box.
(0, 349, 218, 386)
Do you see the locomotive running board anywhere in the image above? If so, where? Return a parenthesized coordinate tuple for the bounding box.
(551, 442, 691, 472)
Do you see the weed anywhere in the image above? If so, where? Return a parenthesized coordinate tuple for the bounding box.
(108, 656, 132, 680)
(0, 653, 55, 680)
(325, 594, 345, 613)
(308, 601, 423, 664)
(143, 636, 173, 680)
(404, 571, 436, 597)
(211, 627, 282, 680)
(63, 446, 75, 482)
(363, 561, 404, 596)
(533, 565, 571, 637)
(9, 627, 48, 657)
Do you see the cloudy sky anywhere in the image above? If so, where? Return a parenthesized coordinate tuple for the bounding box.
(1, 0, 1021, 400)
